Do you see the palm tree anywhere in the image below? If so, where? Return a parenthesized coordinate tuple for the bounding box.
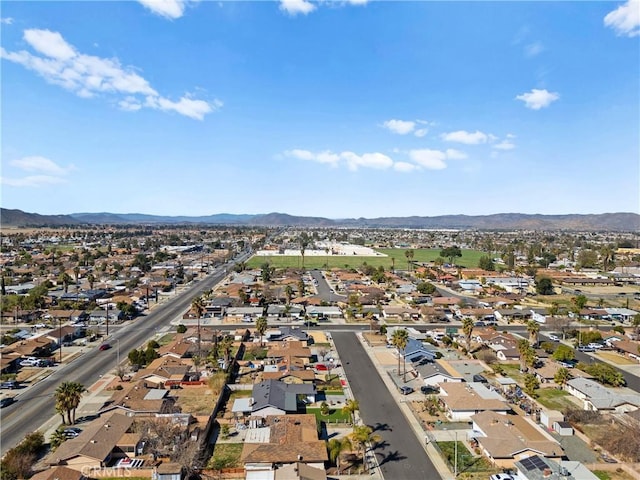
(350, 425, 381, 473)
(327, 437, 353, 474)
(73, 265, 80, 286)
(526, 320, 540, 347)
(54, 381, 85, 425)
(256, 317, 268, 347)
(600, 244, 616, 271)
(391, 329, 409, 381)
(517, 339, 535, 373)
(342, 399, 360, 426)
(87, 272, 95, 290)
(49, 429, 67, 451)
(191, 355, 202, 378)
(284, 285, 294, 305)
(58, 272, 72, 293)
(404, 249, 414, 272)
(554, 367, 571, 387)
(219, 336, 234, 370)
(191, 296, 204, 357)
(300, 235, 309, 269)
(462, 317, 474, 351)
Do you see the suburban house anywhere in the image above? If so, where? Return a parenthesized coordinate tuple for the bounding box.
(266, 305, 304, 320)
(137, 357, 192, 388)
(415, 361, 464, 387)
(89, 308, 122, 324)
(306, 305, 343, 320)
(265, 341, 312, 370)
(45, 412, 138, 471)
(250, 380, 316, 418)
(157, 336, 196, 359)
(264, 327, 309, 343)
(226, 306, 265, 322)
(99, 381, 177, 416)
(262, 369, 316, 384)
(471, 411, 563, 467)
(564, 378, 640, 413)
(610, 339, 640, 363)
(494, 309, 532, 323)
(30, 466, 87, 480)
(397, 338, 438, 364)
(382, 305, 421, 321)
(241, 414, 328, 475)
(438, 382, 510, 421)
(514, 455, 599, 480)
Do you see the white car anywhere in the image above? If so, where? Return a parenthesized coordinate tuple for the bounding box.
(20, 359, 38, 367)
(490, 475, 514, 480)
(33, 323, 47, 329)
(548, 334, 560, 342)
(588, 342, 603, 349)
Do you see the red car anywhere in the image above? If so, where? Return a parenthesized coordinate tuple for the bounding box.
(98, 343, 111, 351)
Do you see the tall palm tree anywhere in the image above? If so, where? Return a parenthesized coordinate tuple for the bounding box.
(54, 381, 85, 425)
(517, 339, 535, 373)
(554, 367, 571, 387)
(284, 285, 294, 305)
(256, 317, 268, 347)
(342, 399, 360, 426)
(350, 425, 381, 473)
(327, 437, 353, 475)
(191, 296, 204, 357)
(49, 429, 67, 451)
(404, 249, 414, 272)
(87, 272, 95, 290)
(391, 329, 409, 381)
(73, 265, 81, 286)
(219, 336, 234, 370)
(526, 320, 540, 347)
(462, 317, 474, 351)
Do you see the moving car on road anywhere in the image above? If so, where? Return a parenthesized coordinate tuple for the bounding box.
(98, 343, 111, 351)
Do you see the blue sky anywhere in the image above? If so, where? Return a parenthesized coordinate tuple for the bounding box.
(1, 0, 639, 218)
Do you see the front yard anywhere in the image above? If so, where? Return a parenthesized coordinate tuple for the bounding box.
(535, 388, 578, 411)
(306, 406, 351, 424)
(207, 442, 244, 470)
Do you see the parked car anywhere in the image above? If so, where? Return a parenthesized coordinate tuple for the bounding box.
(19, 359, 38, 367)
(490, 475, 514, 480)
(399, 386, 414, 395)
(0, 381, 20, 389)
(587, 342, 603, 349)
(472, 374, 488, 383)
(0, 397, 15, 408)
(63, 427, 82, 438)
(420, 385, 440, 394)
(98, 343, 111, 351)
(36, 359, 54, 367)
(577, 345, 595, 352)
(548, 334, 560, 342)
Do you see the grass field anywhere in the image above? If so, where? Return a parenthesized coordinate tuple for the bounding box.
(535, 388, 576, 411)
(207, 442, 244, 469)
(306, 406, 351, 423)
(437, 441, 493, 473)
(247, 248, 488, 270)
(595, 351, 638, 366)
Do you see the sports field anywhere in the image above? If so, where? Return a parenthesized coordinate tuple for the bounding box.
(246, 248, 487, 270)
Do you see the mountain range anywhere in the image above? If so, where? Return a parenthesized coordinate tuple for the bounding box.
(1, 208, 638, 231)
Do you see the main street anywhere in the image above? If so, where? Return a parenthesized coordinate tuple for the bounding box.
(0, 252, 250, 456)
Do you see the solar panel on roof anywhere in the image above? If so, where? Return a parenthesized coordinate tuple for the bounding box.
(531, 456, 547, 470)
(520, 458, 535, 471)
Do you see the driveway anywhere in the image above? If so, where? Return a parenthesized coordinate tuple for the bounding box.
(332, 331, 442, 479)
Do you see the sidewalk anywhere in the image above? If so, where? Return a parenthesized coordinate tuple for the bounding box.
(355, 332, 454, 480)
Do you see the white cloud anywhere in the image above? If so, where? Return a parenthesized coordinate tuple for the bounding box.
(441, 130, 489, 144)
(137, 0, 194, 19)
(1, 28, 219, 120)
(493, 140, 516, 151)
(414, 128, 428, 138)
(382, 119, 415, 135)
(3, 155, 74, 188)
(10, 156, 70, 175)
(445, 149, 468, 160)
(1, 17, 14, 25)
(1, 175, 67, 187)
(525, 41, 544, 57)
(284, 149, 340, 166)
(347, 0, 369, 4)
(516, 88, 559, 110)
(393, 161, 418, 172)
(341, 151, 394, 171)
(408, 149, 447, 170)
(604, 0, 640, 37)
(279, 0, 316, 16)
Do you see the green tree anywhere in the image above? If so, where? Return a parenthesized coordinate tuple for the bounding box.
(260, 262, 274, 282)
(478, 255, 495, 271)
(391, 329, 409, 381)
(535, 277, 554, 295)
(579, 363, 625, 387)
(523, 373, 540, 396)
(350, 425, 381, 473)
(87, 272, 95, 290)
(49, 428, 67, 451)
(327, 437, 353, 474)
(554, 367, 571, 387)
(176, 324, 187, 333)
(526, 320, 540, 347)
(552, 344, 576, 362)
(440, 246, 462, 265)
(58, 272, 72, 293)
(577, 249, 598, 269)
(192, 296, 204, 356)
(284, 285, 294, 304)
(54, 381, 85, 425)
(256, 317, 268, 347)
(404, 249, 415, 271)
(572, 294, 588, 312)
(416, 282, 436, 295)
(517, 339, 535, 372)
(342, 399, 360, 426)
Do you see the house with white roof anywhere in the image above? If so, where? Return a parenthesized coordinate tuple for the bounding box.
(565, 377, 640, 413)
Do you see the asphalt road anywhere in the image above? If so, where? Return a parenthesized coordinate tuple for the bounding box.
(0, 252, 250, 456)
(332, 331, 441, 480)
(309, 270, 346, 303)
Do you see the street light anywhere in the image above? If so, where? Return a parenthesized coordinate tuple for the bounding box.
(105, 302, 110, 337)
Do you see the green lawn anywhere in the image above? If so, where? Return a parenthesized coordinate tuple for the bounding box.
(247, 248, 488, 270)
(497, 363, 525, 384)
(207, 442, 244, 469)
(306, 406, 351, 423)
(535, 388, 575, 411)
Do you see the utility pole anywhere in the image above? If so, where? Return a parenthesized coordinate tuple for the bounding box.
(105, 302, 110, 337)
(454, 431, 458, 478)
(59, 317, 63, 363)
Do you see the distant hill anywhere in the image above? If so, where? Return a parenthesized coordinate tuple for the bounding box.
(0, 208, 81, 227)
(1, 208, 638, 231)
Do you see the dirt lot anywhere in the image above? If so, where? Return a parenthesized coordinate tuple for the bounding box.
(173, 385, 216, 415)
